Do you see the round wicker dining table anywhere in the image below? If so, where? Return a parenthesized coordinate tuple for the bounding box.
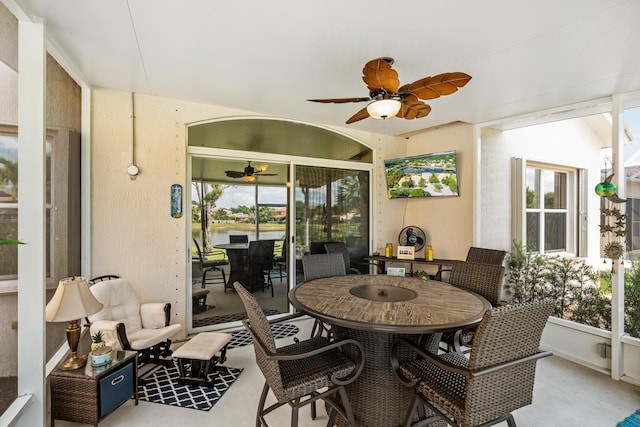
(288, 274, 491, 427)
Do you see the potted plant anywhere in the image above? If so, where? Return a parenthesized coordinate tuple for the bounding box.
(91, 330, 106, 351)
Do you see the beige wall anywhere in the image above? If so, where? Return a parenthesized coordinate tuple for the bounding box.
(89, 89, 479, 336)
(402, 123, 476, 261)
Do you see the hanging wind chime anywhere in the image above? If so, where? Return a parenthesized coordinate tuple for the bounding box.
(595, 159, 627, 271)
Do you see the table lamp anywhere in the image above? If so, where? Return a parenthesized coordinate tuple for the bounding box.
(46, 276, 104, 370)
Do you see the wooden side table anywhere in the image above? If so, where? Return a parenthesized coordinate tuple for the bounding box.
(49, 350, 138, 426)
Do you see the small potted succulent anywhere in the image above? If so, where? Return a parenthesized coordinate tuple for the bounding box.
(90, 330, 106, 351)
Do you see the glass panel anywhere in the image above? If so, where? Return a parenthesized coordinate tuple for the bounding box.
(0, 208, 18, 280)
(190, 158, 290, 330)
(542, 170, 566, 209)
(525, 167, 540, 209)
(526, 212, 539, 252)
(0, 134, 51, 279)
(544, 212, 566, 252)
(295, 165, 370, 283)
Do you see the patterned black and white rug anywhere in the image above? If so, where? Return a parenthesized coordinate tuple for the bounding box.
(138, 361, 242, 411)
(227, 322, 299, 349)
(138, 323, 300, 411)
(192, 309, 281, 327)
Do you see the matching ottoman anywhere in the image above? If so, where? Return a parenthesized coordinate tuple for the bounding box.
(172, 332, 232, 387)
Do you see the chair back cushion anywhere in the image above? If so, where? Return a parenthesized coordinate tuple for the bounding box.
(302, 253, 346, 281)
(449, 261, 505, 305)
(88, 278, 143, 333)
(469, 299, 554, 370)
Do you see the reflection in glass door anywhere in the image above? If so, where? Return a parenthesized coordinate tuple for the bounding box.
(294, 165, 370, 284)
(190, 157, 290, 331)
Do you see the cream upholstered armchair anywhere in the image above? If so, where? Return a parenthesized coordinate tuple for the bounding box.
(87, 275, 182, 369)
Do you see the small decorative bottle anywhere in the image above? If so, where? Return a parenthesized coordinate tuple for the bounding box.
(385, 243, 393, 258)
(425, 245, 433, 261)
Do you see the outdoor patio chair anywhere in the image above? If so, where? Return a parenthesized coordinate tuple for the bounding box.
(302, 252, 346, 338)
(194, 238, 229, 291)
(442, 261, 506, 353)
(87, 275, 182, 380)
(233, 282, 364, 427)
(302, 252, 346, 281)
(324, 242, 362, 275)
(391, 299, 554, 427)
(274, 238, 287, 279)
(439, 246, 507, 282)
(243, 239, 275, 296)
(230, 234, 249, 244)
(466, 247, 507, 266)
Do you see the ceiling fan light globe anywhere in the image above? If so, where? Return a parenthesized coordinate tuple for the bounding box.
(255, 163, 269, 172)
(243, 175, 256, 182)
(367, 99, 401, 120)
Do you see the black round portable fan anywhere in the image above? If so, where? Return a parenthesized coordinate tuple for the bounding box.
(398, 226, 427, 252)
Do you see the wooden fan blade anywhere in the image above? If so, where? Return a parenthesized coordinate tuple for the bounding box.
(225, 171, 244, 178)
(255, 173, 277, 176)
(346, 106, 370, 124)
(362, 58, 399, 93)
(397, 95, 432, 120)
(402, 72, 472, 100)
(308, 97, 371, 104)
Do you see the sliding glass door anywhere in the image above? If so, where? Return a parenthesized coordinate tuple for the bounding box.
(293, 165, 370, 283)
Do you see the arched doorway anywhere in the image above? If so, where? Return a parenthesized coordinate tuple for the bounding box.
(187, 117, 373, 332)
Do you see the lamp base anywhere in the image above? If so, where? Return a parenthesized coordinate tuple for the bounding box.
(60, 353, 86, 371)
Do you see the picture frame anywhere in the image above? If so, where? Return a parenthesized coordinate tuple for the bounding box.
(397, 245, 415, 260)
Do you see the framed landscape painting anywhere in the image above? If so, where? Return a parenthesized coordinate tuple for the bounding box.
(384, 151, 459, 199)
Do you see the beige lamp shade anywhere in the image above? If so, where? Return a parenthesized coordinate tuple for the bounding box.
(366, 99, 401, 119)
(46, 276, 104, 322)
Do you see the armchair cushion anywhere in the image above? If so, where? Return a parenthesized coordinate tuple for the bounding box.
(87, 277, 181, 351)
(126, 325, 181, 351)
(88, 278, 143, 332)
(140, 302, 171, 329)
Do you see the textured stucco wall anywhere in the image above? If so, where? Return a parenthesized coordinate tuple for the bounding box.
(480, 116, 603, 259)
(89, 88, 420, 337)
(402, 122, 476, 262)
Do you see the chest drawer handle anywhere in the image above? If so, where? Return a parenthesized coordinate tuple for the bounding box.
(111, 375, 125, 386)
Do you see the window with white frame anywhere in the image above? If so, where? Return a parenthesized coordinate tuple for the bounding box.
(524, 163, 577, 255)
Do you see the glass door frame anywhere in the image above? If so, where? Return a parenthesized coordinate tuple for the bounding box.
(187, 146, 373, 333)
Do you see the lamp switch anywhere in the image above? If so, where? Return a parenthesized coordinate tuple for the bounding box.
(11, 320, 17, 330)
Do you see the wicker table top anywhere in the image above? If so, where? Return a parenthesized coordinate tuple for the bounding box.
(289, 275, 491, 334)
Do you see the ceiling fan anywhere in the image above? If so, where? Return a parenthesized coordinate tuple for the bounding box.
(224, 161, 277, 182)
(308, 57, 471, 124)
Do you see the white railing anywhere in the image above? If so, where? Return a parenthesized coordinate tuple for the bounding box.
(0, 395, 32, 427)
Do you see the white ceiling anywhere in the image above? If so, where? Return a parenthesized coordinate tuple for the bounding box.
(9, 0, 640, 136)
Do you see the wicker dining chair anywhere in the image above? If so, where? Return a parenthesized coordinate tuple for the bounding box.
(391, 299, 554, 427)
(442, 261, 506, 353)
(302, 252, 346, 281)
(465, 247, 507, 266)
(439, 247, 506, 282)
(233, 282, 364, 427)
(324, 242, 362, 275)
(302, 253, 346, 338)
